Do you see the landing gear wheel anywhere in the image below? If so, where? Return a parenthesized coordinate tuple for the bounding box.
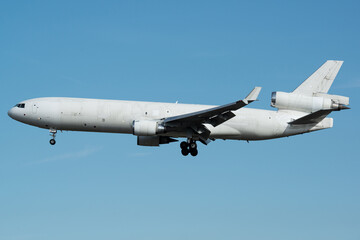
(49, 129, 57, 146)
(180, 141, 188, 149)
(189, 142, 197, 149)
(180, 139, 199, 156)
(190, 148, 198, 156)
(49, 139, 56, 145)
(181, 148, 189, 156)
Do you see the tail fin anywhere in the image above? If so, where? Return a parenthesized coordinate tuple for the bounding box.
(293, 60, 343, 96)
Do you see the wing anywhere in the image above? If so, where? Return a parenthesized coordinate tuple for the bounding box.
(161, 87, 261, 144)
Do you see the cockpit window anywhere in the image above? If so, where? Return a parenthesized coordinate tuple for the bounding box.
(14, 103, 25, 108)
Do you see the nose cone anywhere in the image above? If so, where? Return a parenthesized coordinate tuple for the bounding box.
(8, 108, 15, 119)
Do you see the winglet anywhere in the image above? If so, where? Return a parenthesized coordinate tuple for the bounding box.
(244, 87, 262, 102)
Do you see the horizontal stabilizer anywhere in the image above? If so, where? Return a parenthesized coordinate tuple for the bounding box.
(288, 110, 333, 125)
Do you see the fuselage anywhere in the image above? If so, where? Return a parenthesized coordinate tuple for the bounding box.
(8, 97, 333, 141)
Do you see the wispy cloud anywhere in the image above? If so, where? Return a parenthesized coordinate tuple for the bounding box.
(27, 146, 103, 165)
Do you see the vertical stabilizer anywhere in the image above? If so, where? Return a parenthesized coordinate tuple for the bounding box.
(293, 60, 343, 96)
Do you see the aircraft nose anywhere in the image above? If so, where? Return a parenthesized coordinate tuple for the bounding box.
(8, 107, 15, 119)
(8, 108, 17, 120)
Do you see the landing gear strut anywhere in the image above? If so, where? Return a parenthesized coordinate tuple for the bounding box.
(180, 139, 198, 156)
(49, 129, 57, 145)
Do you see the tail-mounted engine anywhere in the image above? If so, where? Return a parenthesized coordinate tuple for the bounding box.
(271, 91, 349, 112)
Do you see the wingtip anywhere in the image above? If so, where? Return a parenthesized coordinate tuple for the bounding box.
(245, 86, 262, 101)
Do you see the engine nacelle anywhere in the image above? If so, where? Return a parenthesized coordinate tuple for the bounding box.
(271, 91, 349, 112)
(313, 93, 350, 105)
(132, 120, 165, 136)
(137, 136, 176, 146)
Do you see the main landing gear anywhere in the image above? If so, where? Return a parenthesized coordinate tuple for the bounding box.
(49, 129, 57, 145)
(180, 139, 198, 157)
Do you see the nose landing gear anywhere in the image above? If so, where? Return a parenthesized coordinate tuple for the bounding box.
(180, 139, 198, 156)
(49, 129, 57, 145)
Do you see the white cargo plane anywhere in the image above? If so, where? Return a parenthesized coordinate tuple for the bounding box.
(8, 60, 350, 156)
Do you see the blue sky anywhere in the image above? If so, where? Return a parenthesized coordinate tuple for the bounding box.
(1, 1, 359, 239)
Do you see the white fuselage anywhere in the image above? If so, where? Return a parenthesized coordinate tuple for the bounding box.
(8, 97, 333, 141)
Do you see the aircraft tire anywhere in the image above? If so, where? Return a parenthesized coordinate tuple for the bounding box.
(50, 139, 56, 145)
(180, 141, 188, 149)
(181, 148, 189, 156)
(189, 142, 197, 149)
(190, 148, 198, 156)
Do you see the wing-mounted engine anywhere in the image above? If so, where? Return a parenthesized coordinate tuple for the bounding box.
(137, 136, 177, 146)
(132, 120, 165, 136)
(133, 120, 176, 146)
(271, 91, 349, 112)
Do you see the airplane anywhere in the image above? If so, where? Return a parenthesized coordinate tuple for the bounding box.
(8, 60, 350, 156)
